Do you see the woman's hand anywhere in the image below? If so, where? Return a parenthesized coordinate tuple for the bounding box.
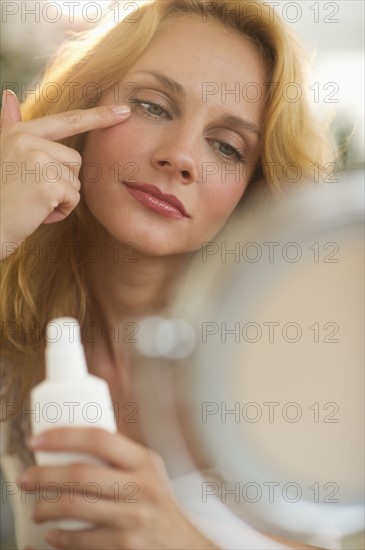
(17, 427, 218, 549)
(0, 90, 131, 260)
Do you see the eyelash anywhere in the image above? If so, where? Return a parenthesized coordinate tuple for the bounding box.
(208, 140, 246, 164)
(129, 98, 170, 120)
(129, 98, 246, 164)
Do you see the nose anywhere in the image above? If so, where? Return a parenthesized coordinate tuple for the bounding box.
(151, 128, 199, 185)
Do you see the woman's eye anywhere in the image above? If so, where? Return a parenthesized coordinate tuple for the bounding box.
(209, 140, 246, 164)
(129, 99, 171, 120)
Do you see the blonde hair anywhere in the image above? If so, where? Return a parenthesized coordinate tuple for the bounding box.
(1, 0, 333, 459)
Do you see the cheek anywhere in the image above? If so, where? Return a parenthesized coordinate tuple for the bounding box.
(82, 119, 153, 182)
(204, 170, 250, 220)
(196, 160, 256, 242)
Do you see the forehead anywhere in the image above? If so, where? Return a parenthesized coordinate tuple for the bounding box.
(123, 14, 266, 92)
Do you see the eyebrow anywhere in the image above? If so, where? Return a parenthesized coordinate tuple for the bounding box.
(132, 70, 186, 96)
(131, 70, 261, 139)
(219, 114, 261, 139)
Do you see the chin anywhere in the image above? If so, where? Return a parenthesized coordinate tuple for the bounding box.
(124, 237, 197, 258)
(84, 202, 212, 258)
(99, 225, 193, 258)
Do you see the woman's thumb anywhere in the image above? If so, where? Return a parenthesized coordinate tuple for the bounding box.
(1, 90, 22, 125)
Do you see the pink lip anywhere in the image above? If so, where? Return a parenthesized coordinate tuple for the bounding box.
(123, 181, 191, 219)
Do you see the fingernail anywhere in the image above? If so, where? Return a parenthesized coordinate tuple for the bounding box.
(2, 89, 16, 103)
(28, 434, 47, 449)
(112, 104, 131, 116)
(16, 471, 29, 485)
(45, 531, 56, 544)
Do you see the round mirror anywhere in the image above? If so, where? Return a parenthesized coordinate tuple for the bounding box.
(134, 171, 364, 547)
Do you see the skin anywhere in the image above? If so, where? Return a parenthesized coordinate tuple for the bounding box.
(0, 93, 132, 254)
(2, 13, 324, 550)
(81, 16, 265, 258)
(81, 14, 266, 336)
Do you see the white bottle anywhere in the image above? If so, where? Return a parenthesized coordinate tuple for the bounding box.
(30, 317, 117, 530)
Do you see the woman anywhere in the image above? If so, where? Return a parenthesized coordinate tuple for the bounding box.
(1, 1, 332, 548)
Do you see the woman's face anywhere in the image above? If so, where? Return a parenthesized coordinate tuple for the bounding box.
(81, 14, 266, 256)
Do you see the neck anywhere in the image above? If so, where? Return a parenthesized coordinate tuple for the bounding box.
(78, 220, 192, 382)
(84, 228, 190, 330)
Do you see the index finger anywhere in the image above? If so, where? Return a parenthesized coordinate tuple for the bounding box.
(18, 104, 131, 141)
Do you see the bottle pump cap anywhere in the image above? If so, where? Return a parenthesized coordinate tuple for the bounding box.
(45, 317, 88, 380)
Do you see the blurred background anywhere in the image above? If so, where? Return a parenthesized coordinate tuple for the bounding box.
(1, 1, 364, 548)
